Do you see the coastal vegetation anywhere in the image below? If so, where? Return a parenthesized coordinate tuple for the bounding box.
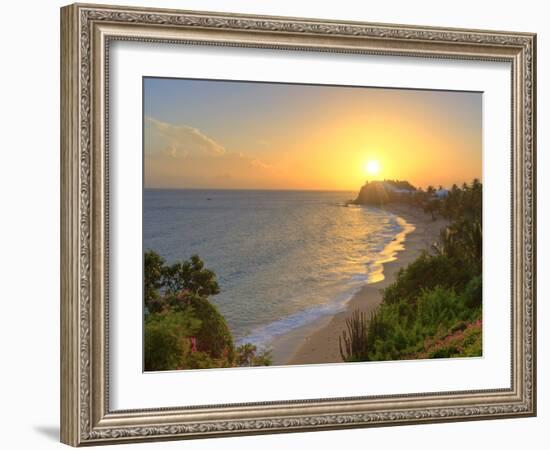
(340, 179, 483, 362)
(144, 251, 272, 371)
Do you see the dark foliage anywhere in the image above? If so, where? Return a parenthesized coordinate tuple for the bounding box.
(383, 253, 476, 306)
(144, 309, 201, 371)
(144, 251, 220, 314)
(339, 310, 370, 362)
(235, 344, 273, 367)
(144, 252, 271, 371)
(353, 180, 417, 206)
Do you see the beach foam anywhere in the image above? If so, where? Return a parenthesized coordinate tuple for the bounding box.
(236, 214, 415, 351)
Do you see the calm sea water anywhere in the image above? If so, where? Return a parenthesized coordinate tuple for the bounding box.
(144, 189, 407, 349)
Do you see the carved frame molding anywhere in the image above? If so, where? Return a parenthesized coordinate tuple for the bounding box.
(60, 3, 536, 446)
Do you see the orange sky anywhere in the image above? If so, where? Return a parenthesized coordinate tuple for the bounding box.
(144, 78, 482, 191)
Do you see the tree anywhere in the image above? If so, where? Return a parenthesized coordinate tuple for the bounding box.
(144, 251, 220, 313)
(162, 255, 220, 298)
(144, 309, 201, 371)
(143, 251, 271, 371)
(235, 343, 272, 367)
(433, 219, 482, 274)
(179, 293, 234, 361)
(144, 250, 165, 313)
(144, 252, 227, 370)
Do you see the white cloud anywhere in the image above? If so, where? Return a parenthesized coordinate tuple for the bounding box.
(146, 117, 225, 157)
(144, 117, 280, 188)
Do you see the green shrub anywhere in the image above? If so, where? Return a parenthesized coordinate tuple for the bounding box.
(144, 250, 166, 313)
(144, 309, 201, 371)
(235, 343, 273, 367)
(460, 320, 482, 357)
(383, 253, 475, 306)
(463, 275, 482, 308)
(187, 296, 234, 361)
(184, 351, 218, 369)
(434, 219, 482, 273)
(360, 286, 482, 361)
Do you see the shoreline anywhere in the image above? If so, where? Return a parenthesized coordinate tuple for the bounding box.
(269, 204, 447, 366)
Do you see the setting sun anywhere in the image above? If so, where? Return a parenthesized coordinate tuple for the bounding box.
(364, 160, 381, 177)
(145, 78, 482, 190)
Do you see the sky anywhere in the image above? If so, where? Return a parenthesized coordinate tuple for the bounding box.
(144, 77, 482, 191)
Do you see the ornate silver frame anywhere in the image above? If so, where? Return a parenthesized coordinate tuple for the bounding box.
(60, 3, 536, 446)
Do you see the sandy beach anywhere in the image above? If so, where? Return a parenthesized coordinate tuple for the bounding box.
(271, 204, 448, 366)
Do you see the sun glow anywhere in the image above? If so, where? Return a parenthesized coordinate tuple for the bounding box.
(364, 160, 381, 177)
(145, 78, 482, 190)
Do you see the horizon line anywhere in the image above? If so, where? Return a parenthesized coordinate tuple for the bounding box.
(143, 179, 481, 192)
(144, 187, 357, 192)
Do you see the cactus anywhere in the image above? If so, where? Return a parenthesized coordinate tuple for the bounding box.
(339, 309, 370, 362)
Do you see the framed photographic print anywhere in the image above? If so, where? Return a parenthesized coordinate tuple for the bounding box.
(60, 3, 537, 446)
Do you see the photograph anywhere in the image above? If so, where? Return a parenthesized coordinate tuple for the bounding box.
(142, 78, 483, 372)
(57, 3, 536, 445)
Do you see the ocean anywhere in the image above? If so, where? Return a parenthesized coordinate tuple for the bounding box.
(143, 189, 409, 351)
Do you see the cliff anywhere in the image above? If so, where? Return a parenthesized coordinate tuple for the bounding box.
(352, 180, 417, 206)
